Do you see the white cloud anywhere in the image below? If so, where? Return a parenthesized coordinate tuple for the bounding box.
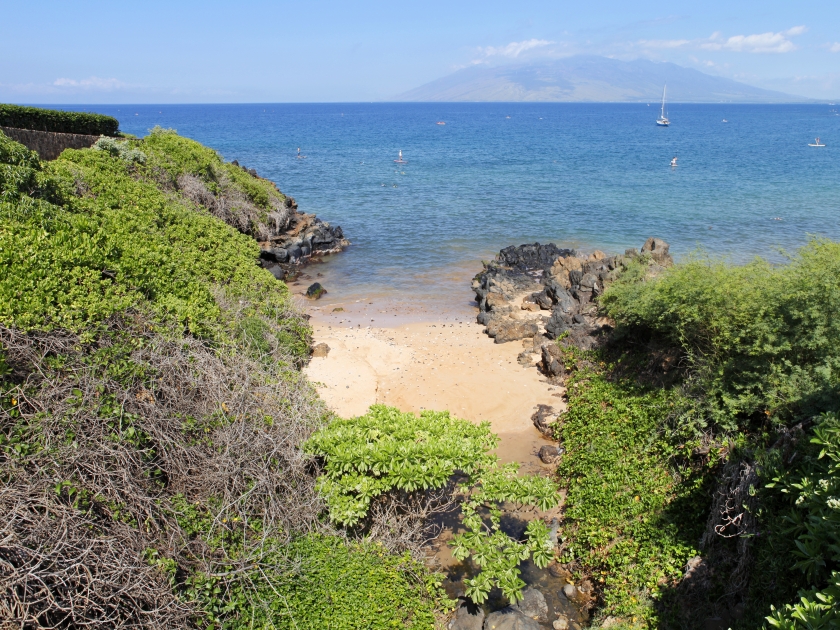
(830, 42, 840, 53)
(53, 76, 127, 91)
(638, 39, 690, 49)
(701, 26, 807, 53)
(479, 39, 553, 59)
(636, 27, 806, 55)
(785, 26, 808, 37)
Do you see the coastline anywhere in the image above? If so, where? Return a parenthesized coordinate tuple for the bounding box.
(304, 307, 562, 473)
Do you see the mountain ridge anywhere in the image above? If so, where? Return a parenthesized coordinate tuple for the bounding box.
(396, 55, 809, 103)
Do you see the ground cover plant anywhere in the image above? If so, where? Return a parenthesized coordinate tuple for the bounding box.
(0, 128, 445, 629)
(0, 103, 120, 136)
(551, 346, 714, 628)
(305, 405, 560, 605)
(560, 242, 840, 628)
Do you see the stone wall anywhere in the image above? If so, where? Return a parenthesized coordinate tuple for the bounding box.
(1, 126, 100, 160)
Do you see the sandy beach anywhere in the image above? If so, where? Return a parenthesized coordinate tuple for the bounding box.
(303, 302, 563, 473)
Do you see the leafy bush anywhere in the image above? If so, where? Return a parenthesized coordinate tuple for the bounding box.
(601, 240, 840, 430)
(553, 348, 714, 625)
(188, 534, 443, 630)
(93, 136, 146, 164)
(305, 405, 560, 604)
(766, 572, 840, 630)
(762, 412, 840, 629)
(141, 127, 291, 241)
(0, 103, 119, 136)
(0, 130, 308, 358)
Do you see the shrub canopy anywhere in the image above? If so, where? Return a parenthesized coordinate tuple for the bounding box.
(0, 103, 120, 136)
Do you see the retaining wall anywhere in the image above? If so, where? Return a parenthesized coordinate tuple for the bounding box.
(1, 126, 100, 160)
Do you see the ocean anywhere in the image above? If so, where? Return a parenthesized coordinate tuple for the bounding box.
(76, 102, 840, 311)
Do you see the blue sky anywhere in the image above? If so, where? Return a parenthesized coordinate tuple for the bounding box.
(1, 0, 838, 103)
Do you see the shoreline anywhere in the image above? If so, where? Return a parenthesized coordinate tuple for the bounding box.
(304, 307, 562, 473)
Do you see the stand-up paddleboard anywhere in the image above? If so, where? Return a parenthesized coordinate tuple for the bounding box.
(808, 137, 826, 147)
(394, 149, 408, 164)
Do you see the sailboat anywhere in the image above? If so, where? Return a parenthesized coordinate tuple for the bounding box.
(656, 85, 670, 126)
(394, 149, 408, 164)
(808, 137, 826, 147)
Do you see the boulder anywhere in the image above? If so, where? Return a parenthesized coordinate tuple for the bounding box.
(545, 309, 572, 339)
(266, 265, 285, 280)
(496, 243, 574, 271)
(449, 602, 485, 630)
(486, 318, 539, 344)
(272, 247, 289, 263)
(539, 445, 563, 464)
(579, 273, 599, 292)
(311, 343, 330, 358)
(544, 282, 576, 314)
(483, 607, 541, 630)
(551, 256, 583, 275)
(531, 404, 557, 436)
(288, 244, 303, 262)
(532, 290, 553, 310)
(553, 618, 569, 630)
(305, 282, 327, 299)
(641, 237, 673, 266)
(513, 588, 548, 623)
(540, 343, 565, 378)
(589, 250, 607, 261)
(517, 350, 536, 366)
(485, 292, 510, 311)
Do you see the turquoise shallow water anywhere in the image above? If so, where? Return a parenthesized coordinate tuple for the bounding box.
(79, 102, 840, 307)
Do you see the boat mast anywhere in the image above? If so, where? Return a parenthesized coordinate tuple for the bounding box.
(661, 84, 667, 119)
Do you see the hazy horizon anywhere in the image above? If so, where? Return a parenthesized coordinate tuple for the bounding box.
(1, 0, 839, 103)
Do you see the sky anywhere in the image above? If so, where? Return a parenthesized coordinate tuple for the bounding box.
(1, 0, 839, 103)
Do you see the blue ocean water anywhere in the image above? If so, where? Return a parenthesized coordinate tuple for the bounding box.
(78, 103, 840, 307)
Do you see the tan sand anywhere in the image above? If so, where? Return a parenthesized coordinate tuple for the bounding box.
(304, 307, 564, 473)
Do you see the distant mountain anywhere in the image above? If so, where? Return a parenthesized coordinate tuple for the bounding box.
(396, 56, 806, 103)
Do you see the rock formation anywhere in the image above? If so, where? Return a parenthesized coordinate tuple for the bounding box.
(473, 239, 672, 359)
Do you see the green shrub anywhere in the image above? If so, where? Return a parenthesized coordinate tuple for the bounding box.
(761, 412, 840, 629)
(0, 103, 119, 136)
(142, 127, 285, 211)
(554, 348, 714, 625)
(601, 240, 840, 431)
(766, 572, 840, 629)
(188, 533, 443, 630)
(304, 405, 560, 604)
(0, 130, 307, 358)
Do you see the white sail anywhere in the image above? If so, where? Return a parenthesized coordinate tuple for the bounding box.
(656, 84, 670, 126)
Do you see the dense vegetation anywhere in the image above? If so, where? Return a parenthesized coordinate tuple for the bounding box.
(0, 103, 120, 136)
(305, 405, 559, 604)
(551, 244, 840, 628)
(0, 129, 444, 628)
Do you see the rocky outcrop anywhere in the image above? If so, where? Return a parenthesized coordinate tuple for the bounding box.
(258, 211, 347, 279)
(177, 161, 347, 281)
(473, 239, 672, 354)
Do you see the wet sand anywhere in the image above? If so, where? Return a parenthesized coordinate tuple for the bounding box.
(303, 300, 564, 473)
